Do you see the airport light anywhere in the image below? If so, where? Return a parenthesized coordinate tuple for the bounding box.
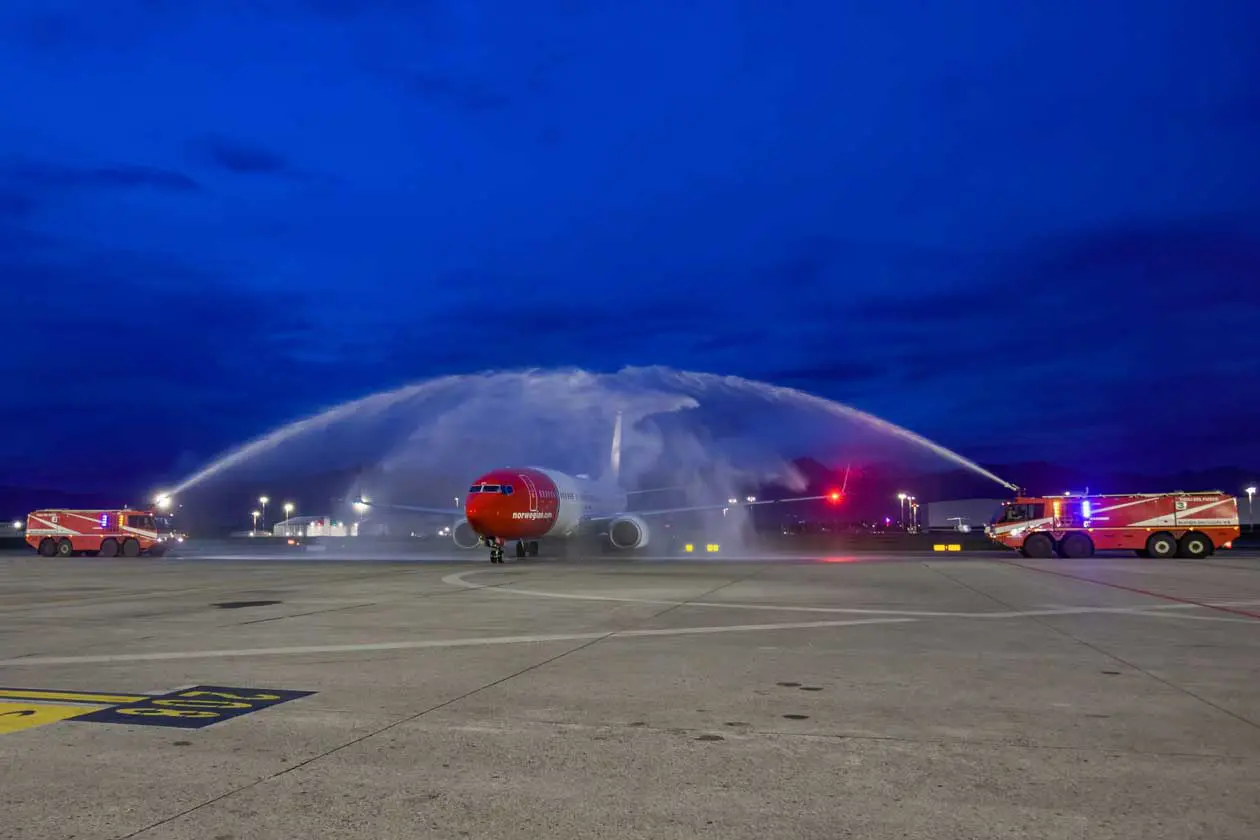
(11, 520, 22, 530)
(746, 496, 756, 503)
(897, 493, 909, 528)
(284, 502, 295, 519)
(1246, 487, 1256, 532)
(154, 493, 172, 511)
(251, 510, 260, 533)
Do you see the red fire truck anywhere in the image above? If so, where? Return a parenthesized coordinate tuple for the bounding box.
(986, 492, 1240, 559)
(25, 509, 172, 557)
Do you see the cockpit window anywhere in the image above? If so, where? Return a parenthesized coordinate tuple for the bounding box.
(469, 483, 511, 494)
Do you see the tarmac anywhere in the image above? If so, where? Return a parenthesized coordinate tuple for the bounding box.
(2, 546, 1259, 839)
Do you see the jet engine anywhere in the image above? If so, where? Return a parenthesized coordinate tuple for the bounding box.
(607, 514, 650, 550)
(451, 518, 481, 549)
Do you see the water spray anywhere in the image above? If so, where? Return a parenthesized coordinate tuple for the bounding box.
(164, 365, 1019, 499)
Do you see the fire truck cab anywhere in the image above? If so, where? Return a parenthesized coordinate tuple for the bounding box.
(26, 509, 171, 558)
(986, 492, 1240, 559)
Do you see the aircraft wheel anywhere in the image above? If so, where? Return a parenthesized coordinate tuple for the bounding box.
(515, 541, 526, 559)
(528, 541, 539, 556)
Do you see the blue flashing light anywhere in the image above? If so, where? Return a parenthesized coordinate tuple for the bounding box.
(1082, 500, 1092, 519)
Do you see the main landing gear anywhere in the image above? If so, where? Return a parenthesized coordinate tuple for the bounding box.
(487, 538, 505, 564)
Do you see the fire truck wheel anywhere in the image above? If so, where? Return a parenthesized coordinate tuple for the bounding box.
(1059, 532, 1094, 558)
(55, 539, 73, 557)
(1146, 532, 1177, 559)
(1023, 533, 1055, 558)
(1177, 532, 1212, 559)
(38, 538, 57, 557)
(98, 539, 118, 558)
(121, 538, 141, 557)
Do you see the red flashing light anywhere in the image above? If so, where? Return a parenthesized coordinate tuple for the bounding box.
(827, 490, 842, 503)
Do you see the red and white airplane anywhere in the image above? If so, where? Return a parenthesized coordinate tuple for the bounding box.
(354, 413, 844, 562)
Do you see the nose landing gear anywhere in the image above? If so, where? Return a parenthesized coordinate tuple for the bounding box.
(484, 538, 539, 563)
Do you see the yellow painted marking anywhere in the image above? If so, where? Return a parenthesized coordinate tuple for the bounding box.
(0, 702, 97, 734)
(0, 688, 148, 705)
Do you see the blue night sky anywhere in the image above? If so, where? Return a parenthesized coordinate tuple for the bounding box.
(2, 0, 1258, 491)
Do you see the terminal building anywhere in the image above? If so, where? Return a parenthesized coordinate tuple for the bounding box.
(272, 516, 357, 538)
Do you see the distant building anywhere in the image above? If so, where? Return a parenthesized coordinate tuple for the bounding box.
(925, 498, 1005, 532)
(273, 515, 355, 538)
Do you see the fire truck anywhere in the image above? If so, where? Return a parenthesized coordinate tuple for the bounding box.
(25, 509, 173, 557)
(986, 492, 1240, 559)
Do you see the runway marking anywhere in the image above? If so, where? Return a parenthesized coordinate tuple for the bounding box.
(0, 617, 917, 666)
(72, 685, 315, 729)
(0, 684, 316, 735)
(0, 688, 149, 705)
(0, 702, 98, 734)
(440, 571, 1260, 622)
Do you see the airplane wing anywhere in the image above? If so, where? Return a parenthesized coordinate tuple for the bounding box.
(584, 493, 840, 522)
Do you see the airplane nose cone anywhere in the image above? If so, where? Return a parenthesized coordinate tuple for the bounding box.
(464, 495, 497, 535)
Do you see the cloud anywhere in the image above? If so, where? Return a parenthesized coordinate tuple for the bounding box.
(193, 135, 292, 176)
(1, 159, 201, 193)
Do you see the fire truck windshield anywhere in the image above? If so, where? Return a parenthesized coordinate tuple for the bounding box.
(993, 503, 1046, 523)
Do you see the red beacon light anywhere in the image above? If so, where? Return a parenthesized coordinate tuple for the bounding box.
(827, 490, 843, 503)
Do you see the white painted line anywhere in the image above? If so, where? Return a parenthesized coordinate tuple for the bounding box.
(441, 571, 1260, 622)
(0, 617, 917, 666)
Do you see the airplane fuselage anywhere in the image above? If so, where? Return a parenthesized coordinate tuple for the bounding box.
(463, 467, 628, 542)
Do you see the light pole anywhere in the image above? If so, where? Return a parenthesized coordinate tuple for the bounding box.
(251, 510, 260, 534)
(897, 493, 907, 528)
(258, 496, 269, 530)
(284, 502, 295, 520)
(1246, 486, 1256, 533)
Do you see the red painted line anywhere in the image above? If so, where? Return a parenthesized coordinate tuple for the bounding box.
(998, 560, 1260, 621)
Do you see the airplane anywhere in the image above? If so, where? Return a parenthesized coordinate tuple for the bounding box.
(353, 412, 845, 563)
